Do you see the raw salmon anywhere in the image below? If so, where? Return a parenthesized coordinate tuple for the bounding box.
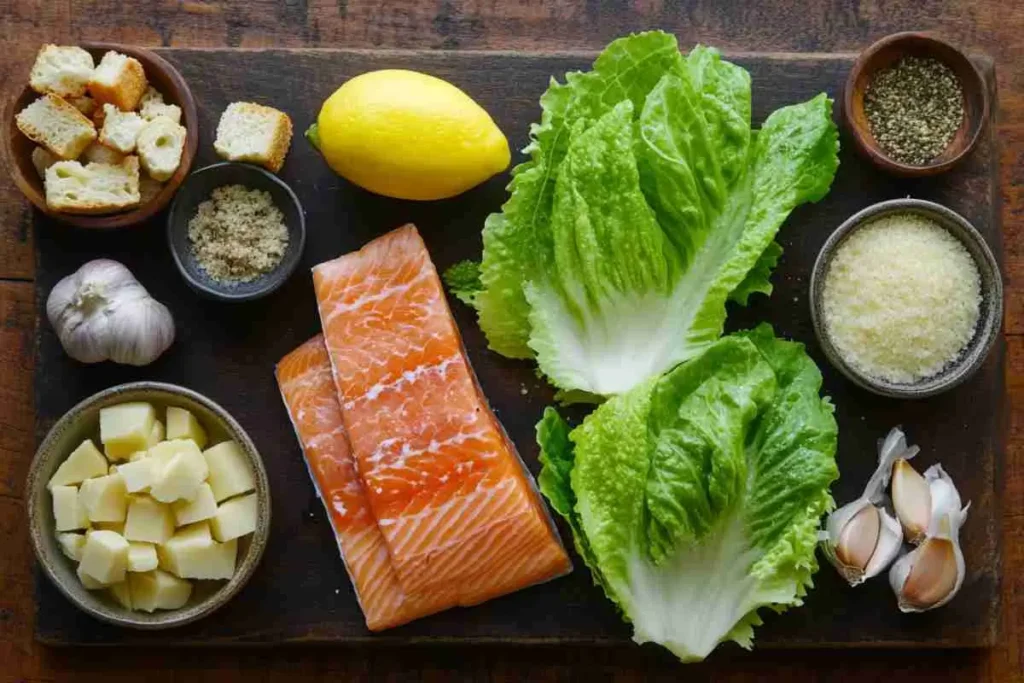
(276, 336, 453, 630)
(313, 224, 571, 605)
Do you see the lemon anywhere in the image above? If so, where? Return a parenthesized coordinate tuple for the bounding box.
(311, 70, 511, 201)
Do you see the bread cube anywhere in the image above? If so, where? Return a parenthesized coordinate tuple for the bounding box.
(30, 45, 95, 98)
(172, 482, 218, 526)
(52, 485, 90, 531)
(165, 407, 208, 449)
(159, 522, 237, 580)
(203, 441, 254, 502)
(139, 87, 182, 123)
(57, 531, 87, 561)
(128, 542, 159, 572)
(88, 51, 147, 111)
(146, 419, 166, 448)
(81, 140, 125, 165)
(129, 569, 191, 612)
(108, 581, 133, 609)
(77, 563, 107, 589)
(69, 95, 97, 118)
(124, 495, 175, 544)
(98, 103, 146, 153)
(78, 473, 128, 523)
(31, 146, 59, 179)
(210, 492, 257, 542)
(150, 444, 208, 503)
(49, 439, 108, 488)
(16, 94, 97, 160)
(136, 116, 186, 182)
(79, 529, 129, 585)
(214, 102, 292, 172)
(116, 457, 159, 493)
(100, 402, 156, 460)
(45, 156, 142, 215)
(139, 175, 164, 204)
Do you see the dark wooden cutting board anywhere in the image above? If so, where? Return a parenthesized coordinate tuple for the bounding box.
(33, 48, 1002, 650)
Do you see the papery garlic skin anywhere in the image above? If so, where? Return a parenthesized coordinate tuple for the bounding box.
(46, 259, 175, 366)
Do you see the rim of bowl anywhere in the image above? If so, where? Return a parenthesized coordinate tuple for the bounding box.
(843, 31, 989, 177)
(26, 381, 271, 629)
(166, 161, 306, 302)
(809, 198, 1002, 399)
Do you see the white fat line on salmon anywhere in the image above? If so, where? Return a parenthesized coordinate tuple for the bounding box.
(320, 269, 432, 325)
(343, 353, 462, 408)
(306, 424, 348, 450)
(364, 429, 491, 469)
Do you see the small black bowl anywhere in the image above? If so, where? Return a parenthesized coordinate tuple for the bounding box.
(167, 162, 306, 302)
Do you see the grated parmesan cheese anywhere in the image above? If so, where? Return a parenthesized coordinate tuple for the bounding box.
(821, 213, 981, 384)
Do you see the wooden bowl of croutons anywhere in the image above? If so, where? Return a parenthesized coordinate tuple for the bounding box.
(3, 43, 198, 229)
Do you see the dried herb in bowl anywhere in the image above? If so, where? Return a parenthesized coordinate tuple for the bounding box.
(864, 55, 965, 166)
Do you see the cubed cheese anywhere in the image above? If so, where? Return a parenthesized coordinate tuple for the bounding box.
(100, 402, 157, 460)
(52, 485, 90, 531)
(108, 581, 133, 610)
(203, 441, 255, 502)
(150, 445, 208, 503)
(57, 531, 86, 561)
(79, 529, 129, 585)
(77, 563, 107, 589)
(116, 457, 159, 493)
(129, 569, 191, 612)
(210, 492, 258, 542)
(148, 438, 201, 463)
(159, 522, 236, 580)
(166, 407, 208, 449)
(129, 450, 149, 462)
(93, 520, 125, 534)
(78, 473, 128, 522)
(127, 542, 159, 572)
(49, 439, 108, 488)
(172, 482, 218, 526)
(146, 419, 165, 448)
(124, 495, 175, 544)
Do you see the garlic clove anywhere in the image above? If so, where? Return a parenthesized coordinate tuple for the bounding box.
(923, 464, 967, 534)
(892, 458, 931, 544)
(889, 525, 965, 612)
(863, 507, 903, 579)
(835, 504, 880, 570)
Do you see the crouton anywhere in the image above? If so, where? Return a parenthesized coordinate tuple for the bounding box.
(98, 104, 146, 153)
(31, 146, 59, 178)
(137, 116, 186, 182)
(81, 141, 125, 165)
(88, 51, 147, 111)
(139, 87, 182, 124)
(29, 45, 95, 98)
(15, 94, 97, 159)
(213, 102, 292, 173)
(44, 156, 141, 214)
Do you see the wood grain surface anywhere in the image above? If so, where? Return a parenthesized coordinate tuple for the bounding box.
(1, 1, 1022, 681)
(30, 48, 1004, 650)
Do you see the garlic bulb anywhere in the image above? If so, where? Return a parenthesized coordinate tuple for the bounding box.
(820, 427, 912, 585)
(46, 259, 175, 366)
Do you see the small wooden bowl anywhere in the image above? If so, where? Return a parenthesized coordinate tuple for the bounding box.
(27, 382, 271, 629)
(2, 43, 199, 229)
(844, 32, 988, 177)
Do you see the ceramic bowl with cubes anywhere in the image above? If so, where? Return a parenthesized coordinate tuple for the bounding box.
(27, 382, 270, 629)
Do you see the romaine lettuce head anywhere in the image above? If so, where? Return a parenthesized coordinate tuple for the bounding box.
(538, 324, 839, 661)
(459, 31, 839, 397)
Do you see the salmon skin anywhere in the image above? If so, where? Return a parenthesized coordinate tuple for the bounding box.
(276, 336, 452, 631)
(313, 224, 571, 606)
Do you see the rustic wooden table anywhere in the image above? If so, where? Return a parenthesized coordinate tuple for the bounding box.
(0, 1, 1020, 680)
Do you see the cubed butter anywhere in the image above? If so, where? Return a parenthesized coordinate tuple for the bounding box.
(127, 542, 159, 572)
(124, 495, 175, 544)
(129, 569, 192, 612)
(150, 445, 208, 503)
(166, 407, 208, 449)
(49, 439, 108, 488)
(52, 485, 90, 531)
(57, 531, 86, 561)
(146, 419, 166, 448)
(116, 457, 159, 493)
(159, 521, 237, 580)
(172, 482, 218, 526)
(100, 402, 157, 460)
(78, 529, 129, 585)
(109, 581, 133, 610)
(79, 473, 128, 522)
(77, 563, 107, 589)
(210, 492, 258, 542)
(203, 441, 254, 502)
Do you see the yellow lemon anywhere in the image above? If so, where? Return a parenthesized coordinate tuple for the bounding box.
(312, 70, 510, 201)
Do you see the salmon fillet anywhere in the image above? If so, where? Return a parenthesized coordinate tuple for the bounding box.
(276, 336, 453, 630)
(313, 224, 571, 605)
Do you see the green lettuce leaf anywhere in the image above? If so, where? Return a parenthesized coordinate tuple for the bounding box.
(540, 325, 838, 661)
